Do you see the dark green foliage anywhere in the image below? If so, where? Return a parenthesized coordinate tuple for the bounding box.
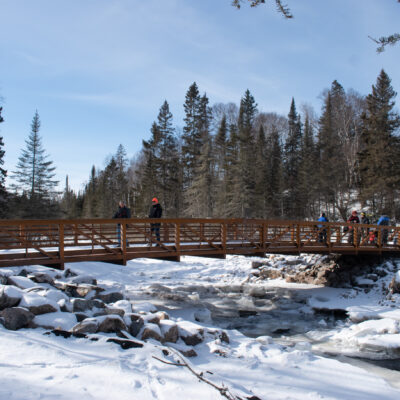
(284, 98, 303, 218)
(0, 107, 7, 218)
(358, 69, 400, 216)
(11, 111, 60, 218)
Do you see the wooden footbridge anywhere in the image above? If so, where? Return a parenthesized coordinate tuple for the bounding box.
(0, 218, 399, 269)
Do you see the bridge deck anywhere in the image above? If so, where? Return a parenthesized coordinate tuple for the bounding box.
(0, 218, 399, 269)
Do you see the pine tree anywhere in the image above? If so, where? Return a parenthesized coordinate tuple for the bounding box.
(61, 175, 79, 218)
(82, 166, 99, 217)
(0, 107, 7, 218)
(358, 69, 400, 215)
(11, 111, 59, 218)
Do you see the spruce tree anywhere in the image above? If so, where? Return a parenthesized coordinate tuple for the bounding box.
(266, 127, 283, 217)
(358, 69, 400, 215)
(185, 93, 214, 217)
(11, 111, 59, 218)
(237, 89, 257, 217)
(82, 166, 98, 218)
(284, 98, 303, 218)
(254, 125, 268, 217)
(0, 107, 7, 218)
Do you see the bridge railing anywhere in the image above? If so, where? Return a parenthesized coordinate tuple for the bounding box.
(0, 218, 399, 267)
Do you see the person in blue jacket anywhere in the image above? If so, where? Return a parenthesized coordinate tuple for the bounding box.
(377, 215, 390, 244)
(317, 212, 329, 243)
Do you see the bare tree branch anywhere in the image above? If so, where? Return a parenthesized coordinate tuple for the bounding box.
(232, 0, 293, 18)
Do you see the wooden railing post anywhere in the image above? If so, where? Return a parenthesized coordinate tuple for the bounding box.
(59, 223, 65, 269)
(175, 222, 181, 260)
(122, 222, 127, 265)
(221, 222, 227, 255)
(296, 224, 300, 249)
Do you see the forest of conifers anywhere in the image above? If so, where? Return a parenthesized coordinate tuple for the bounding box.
(0, 69, 399, 222)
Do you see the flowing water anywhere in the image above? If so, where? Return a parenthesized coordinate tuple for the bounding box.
(133, 281, 400, 389)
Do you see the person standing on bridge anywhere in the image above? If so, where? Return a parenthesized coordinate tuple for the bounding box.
(113, 201, 131, 247)
(148, 197, 162, 246)
(347, 210, 360, 245)
(377, 214, 390, 244)
(317, 212, 329, 244)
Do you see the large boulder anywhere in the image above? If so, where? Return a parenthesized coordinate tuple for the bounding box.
(71, 319, 99, 334)
(7, 276, 38, 290)
(96, 291, 124, 304)
(0, 307, 35, 330)
(0, 285, 23, 310)
(159, 320, 178, 343)
(177, 321, 204, 346)
(141, 323, 163, 342)
(125, 313, 144, 337)
(97, 315, 127, 333)
(19, 293, 59, 315)
(28, 272, 55, 286)
(34, 311, 77, 330)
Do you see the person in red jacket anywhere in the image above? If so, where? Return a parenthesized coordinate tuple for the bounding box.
(347, 210, 360, 244)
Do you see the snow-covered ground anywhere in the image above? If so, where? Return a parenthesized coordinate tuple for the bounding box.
(1, 254, 399, 400)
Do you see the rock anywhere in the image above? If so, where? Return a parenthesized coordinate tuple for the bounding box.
(96, 292, 124, 304)
(141, 323, 163, 342)
(75, 313, 89, 322)
(72, 319, 99, 334)
(180, 348, 197, 357)
(7, 276, 38, 289)
(33, 311, 77, 330)
(0, 307, 35, 330)
(125, 314, 144, 337)
(249, 286, 265, 298)
(65, 284, 98, 298)
(64, 269, 78, 278)
(19, 293, 59, 315)
(69, 275, 97, 286)
(0, 275, 8, 285)
(0, 285, 23, 310)
(159, 320, 179, 343)
(178, 321, 204, 346)
(260, 269, 282, 280)
(106, 338, 143, 349)
(251, 261, 265, 269)
(97, 315, 127, 333)
(28, 273, 55, 285)
(156, 311, 169, 320)
(103, 306, 125, 317)
(207, 329, 230, 344)
(72, 298, 93, 312)
(389, 273, 400, 294)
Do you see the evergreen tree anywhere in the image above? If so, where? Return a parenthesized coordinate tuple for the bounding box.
(185, 93, 214, 217)
(298, 115, 317, 218)
(225, 123, 242, 217)
(253, 125, 268, 217)
(0, 107, 7, 218)
(237, 89, 257, 217)
(284, 98, 303, 218)
(214, 115, 229, 216)
(182, 82, 202, 195)
(358, 69, 400, 215)
(60, 175, 79, 218)
(157, 101, 181, 217)
(266, 127, 283, 217)
(11, 111, 59, 218)
(82, 166, 99, 218)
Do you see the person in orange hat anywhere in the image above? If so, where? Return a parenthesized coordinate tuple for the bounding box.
(148, 197, 162, 246)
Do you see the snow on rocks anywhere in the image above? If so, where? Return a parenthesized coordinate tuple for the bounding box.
(0, 284, 24, 309)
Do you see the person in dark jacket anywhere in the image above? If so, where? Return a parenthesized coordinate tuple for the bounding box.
(347, 210, 360, 244)
(317, 212, 329, 243)
(113, 201, 131, 246)
(360, 212, 370, 240)
(149, 197, 162, 246)
(377, 215, 390, 244)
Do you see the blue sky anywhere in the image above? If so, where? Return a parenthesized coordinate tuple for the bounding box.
(0, 0, 399, 191)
